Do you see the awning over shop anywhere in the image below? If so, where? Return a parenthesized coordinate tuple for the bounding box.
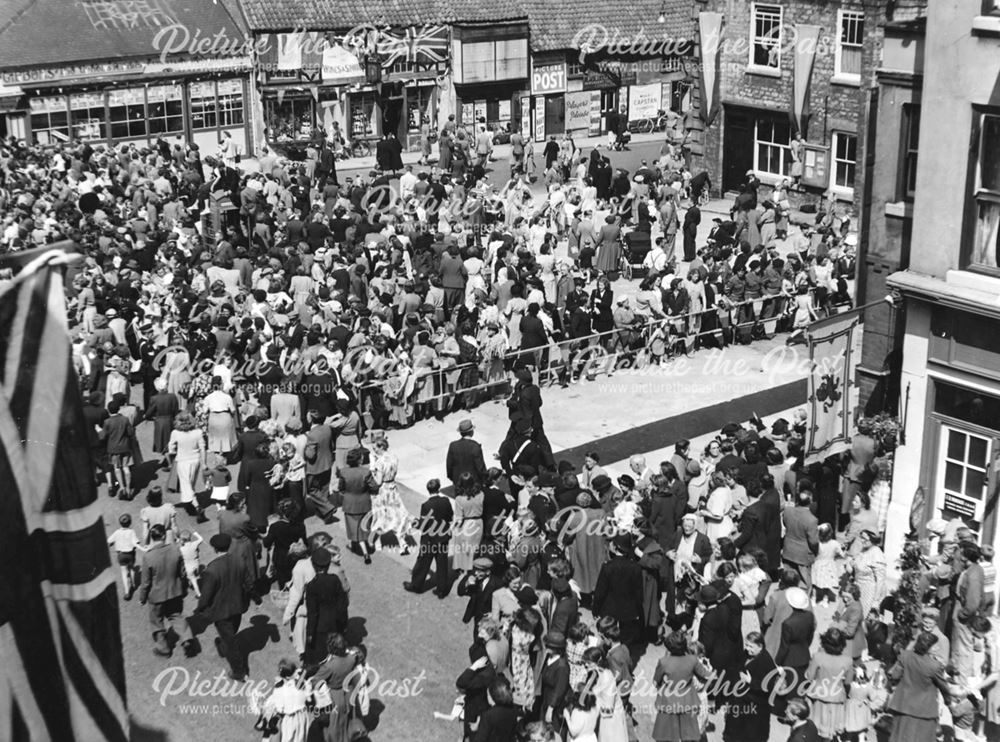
(0, 83, 24, 112)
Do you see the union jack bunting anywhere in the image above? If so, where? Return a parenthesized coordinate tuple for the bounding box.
(378, 25, 449, 67)
(0, 247, 129, 742)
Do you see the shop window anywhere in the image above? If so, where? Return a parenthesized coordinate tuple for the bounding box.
(216, 79, 245, 127)
(831, 132, 857, 195)
(407, 88, 433, 132)
(30, 95, 69, 144)
(108, 88, 147, 140)
(190, 81, 218, 130)
(934, 380, 1000, 428)
(749, 3, 782, 72)
(900, 104, 920, 200)
(937, 426, 993, 525)
(265, 96, 314, 141)
(835, 10, 864, 83)
(350, 93, 377, 138)
(147, 85, 184, 136)
(70, 93, 106, 141)
(754, 116, 791, 177)
(968, 111, 1000, 271)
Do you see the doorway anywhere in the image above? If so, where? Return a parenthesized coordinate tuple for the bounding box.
(722, 107, 754, 192)
(599, 89, 619, 133)
(544, 95, 565, 137)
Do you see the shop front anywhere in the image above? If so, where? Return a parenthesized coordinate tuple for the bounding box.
(451, 22, 529, 137)
(884, 292, 1000, 568)
(9, 63, 251, 153)
(530, 59, 567, 141)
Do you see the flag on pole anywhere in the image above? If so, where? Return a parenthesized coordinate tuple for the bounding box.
(0, 247, 129, 742)
(804, 312, 861, 465)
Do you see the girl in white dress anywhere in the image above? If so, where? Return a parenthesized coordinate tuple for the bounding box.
(564, 688, 600, 742)
(368, 436, 416, 555)
(700, 472, 734, 543)
(582, 647, 630, 742)
(256, 659, 310, 742)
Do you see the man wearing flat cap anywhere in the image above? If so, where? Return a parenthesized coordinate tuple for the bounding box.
(192, 533, 254, 680)
(304, 548, 348, 663)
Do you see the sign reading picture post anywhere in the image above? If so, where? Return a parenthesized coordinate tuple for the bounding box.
(531, 62, 567, 96)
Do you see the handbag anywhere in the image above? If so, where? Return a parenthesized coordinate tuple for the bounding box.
(310, 680, 333, 710)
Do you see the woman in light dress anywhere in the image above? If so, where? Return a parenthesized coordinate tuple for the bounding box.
(168, 411, 206, 511)
(700, 472, 734, 543)
(581, 646, 630, 742)
(850, 529, 887, 615)
(509, 607, 543, 712)
(368, 436, 416, 555)
(564, 689, 600, 742)
(201, 377, 238, 454)
(537, 241, 558, 304)
(256, 659, 310, 742)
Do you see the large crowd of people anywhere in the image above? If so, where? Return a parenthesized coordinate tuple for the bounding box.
(0, 121, 994, 742)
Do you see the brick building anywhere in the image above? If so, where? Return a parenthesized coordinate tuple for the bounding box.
(694, 0, 881, 205)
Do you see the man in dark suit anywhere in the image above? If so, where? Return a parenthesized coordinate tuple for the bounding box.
(439, 246, 467, 312)
(784, 698, 820, 742)
(446, 419, 487, 486)
(227, 415, 269, 485)
(304, 548, 348, 663)
(405, 478, 454, 597)
(665, 515, 712, 619)
(506, 368, 550, 463)
(781, 490, 820, 591)
(733, 479, 770, 564)
(138, 524, 193, 657)
(304, 409, 336, 516)
(593, 535, 645, 663)
(458, 557, 503, 640)
(757, 473, 784, 577)
(650, 471, 688, 550)
(775, 587, 816, 696)
(951, 541, 986, 676)
(192, 534, 254, 680)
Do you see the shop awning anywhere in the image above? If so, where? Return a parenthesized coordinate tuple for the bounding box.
(321, 45, 365, 86)
(0, 83, 24, 111)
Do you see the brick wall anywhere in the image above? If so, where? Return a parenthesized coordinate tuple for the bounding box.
(693, 0, 880, 207)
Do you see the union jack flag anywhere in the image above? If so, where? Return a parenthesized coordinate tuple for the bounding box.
(378, 25, 449, 67)
(0, 246, 128, 742)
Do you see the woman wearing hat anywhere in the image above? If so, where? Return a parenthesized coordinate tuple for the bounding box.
(652, 630, 711, 742)
(774, 586, 816, 701)
(338, 447, 378, 565)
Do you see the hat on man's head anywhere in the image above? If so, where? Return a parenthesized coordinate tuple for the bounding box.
(544, 631, 567, 650)
(786, 587, 810, 610)
(771, 418, 790, 437)
(721, 422, 742, 436)
(209, 534, 232, 551)
(457, 419, 474, 434)
(557, 460, 577, 474)
(537, 471, 560, 489)
(590, 474, 611, 491)
(311, 549, 332, 568)
(686, 460, 702, 476)
(697, 586, 721, 605)
(472, 557, 493, 571)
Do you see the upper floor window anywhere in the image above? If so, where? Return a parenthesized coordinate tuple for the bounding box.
(754, 116, 791, 177)
(835, 10, 864, 83)
(831, 132, 858, 196)
(901, 104, 920, 200)
(749, 3, 783, 72)
(452, 37, 528, 84)
(969, 112, 1000, 271)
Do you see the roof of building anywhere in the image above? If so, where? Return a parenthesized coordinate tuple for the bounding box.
(0, 0, 245, 69)
(240, 0, 527, 31)
(523, 0, 693, 52)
